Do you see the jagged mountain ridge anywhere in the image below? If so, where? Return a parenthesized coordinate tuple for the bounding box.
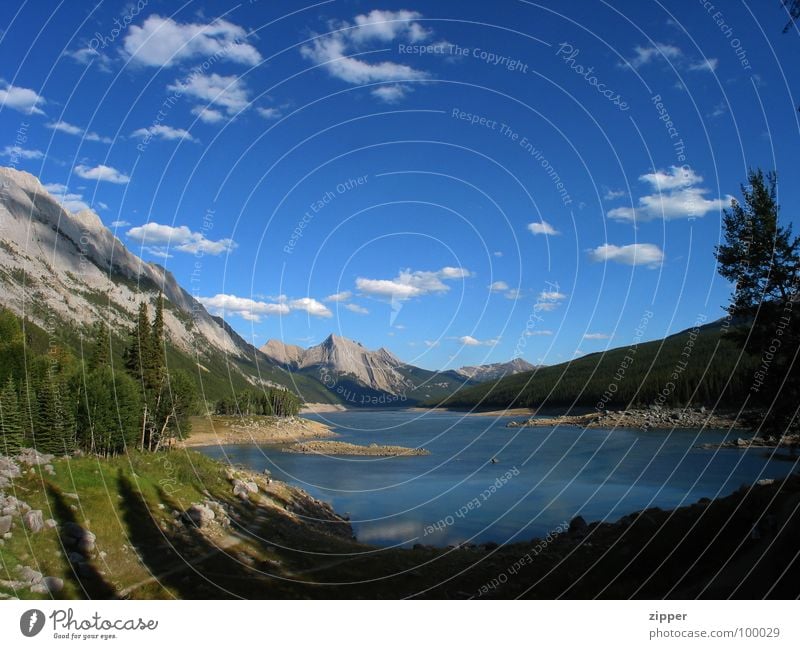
(453, 358, 538, 382)
(260, 335, 538, 403)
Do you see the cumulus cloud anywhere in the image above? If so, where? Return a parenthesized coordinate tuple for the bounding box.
(525, 329, 553, 336)
(123, 15, 261, 68)
(0, 82, 45, 114)
(607, 166, 731, 223)
(371, 84, 411, 103)
(74, 164, 130, 184)
(584, 333, 611, 340)
(356, 266, 471, 300)
(458, 335, 499, 347)
(44, 182, 91, 213)
(191, 106, 225, 124)
(110, 220, 130, 228)
(623, 43, 719, 74)
(168, 73, 250, 117)
(300, 9, 431, 101)
(344, 303, 369, 315)
(256, 106, 281, 120)
(2, 145, 43, 160)
(588, 243, 664, 267)
(489, 280, 522, 300)
(527, 220, 559, 236)
(603, 188, 626, 201)
(131, 124, 197, 142)
(126, 222, 236, 256)
(199, 294, 290, 322)
(47, 120, 112, 143)
(289, 297, 333, 318)
(325, 291, 352, 302)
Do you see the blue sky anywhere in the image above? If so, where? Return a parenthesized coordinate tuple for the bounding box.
(1, 0, 798, 370)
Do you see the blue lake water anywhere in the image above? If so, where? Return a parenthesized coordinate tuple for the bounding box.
(198, 409, 797, 547)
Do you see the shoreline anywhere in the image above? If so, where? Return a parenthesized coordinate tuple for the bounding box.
(180, 414, 336, 448)
(504, 407, 746, 430)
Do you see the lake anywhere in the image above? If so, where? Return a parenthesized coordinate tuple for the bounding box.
(198, 409, 795, 547)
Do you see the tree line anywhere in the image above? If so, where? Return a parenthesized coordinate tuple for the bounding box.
(214, 387, 301, 417)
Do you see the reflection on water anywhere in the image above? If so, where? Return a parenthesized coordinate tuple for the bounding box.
(198, 410, 795, 547)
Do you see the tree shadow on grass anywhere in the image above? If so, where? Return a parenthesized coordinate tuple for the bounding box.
(116, 471, 290, 598)
(46, 486, 116, 599)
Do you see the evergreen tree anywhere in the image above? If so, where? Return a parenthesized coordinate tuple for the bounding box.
(75, 367, 141, 456)
(0, 377, 23, 454)
(125, 302, 151, 379)
(88, 320, 111, 370)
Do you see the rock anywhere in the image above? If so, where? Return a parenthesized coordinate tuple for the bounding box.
(31, 576, 63, 594)
(569, 516, 588, 534)
(736, 438, 749, 447)
(17, 448, 54, 466)
(0, 456, 21, 481)
(76, 532, 97, 554)
(44, 519, 57, 529)
(23, 510, 44, 533)
(0, 515, 12, 535)
(44, 464, 55, 475)
(68, 552, 85, 564)
(757, 479, 775, 486)
(244, 481, 258, 494)
(233, 481, 249, 499)
(62, 522, 85, 539)
(15, 565, 43, 584)
(186, 504, 215, 528)
(63, 492, 79, 500)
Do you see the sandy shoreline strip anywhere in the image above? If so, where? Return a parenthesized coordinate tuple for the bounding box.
(181, 415, 337, 448)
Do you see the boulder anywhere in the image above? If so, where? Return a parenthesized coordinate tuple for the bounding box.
(31, 576, 63, 594)
(244, 481, 258, 494)
(186, 504, 215, 528)
(23, 510, 44, 533)
(0, 515, 12, 535)
(76, 532, 97, 554)
(15, 565, 43, 584)
(17, 448, 54, 466)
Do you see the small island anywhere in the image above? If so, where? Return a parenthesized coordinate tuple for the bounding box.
(284, 440, 430, 456)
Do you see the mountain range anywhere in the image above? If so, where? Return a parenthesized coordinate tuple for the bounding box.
(0, 167, 534, 406)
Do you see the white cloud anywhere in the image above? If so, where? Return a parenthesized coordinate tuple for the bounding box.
(424, 340, 440, 348)
(356, 266, 471, 300)
(123, 15, 261, 68)
(584, 333, 610, 340)
(0, 83, 45, 114)
(44, 182, 90, 213)
(527, 220, 559, 236)
(300, 9, 431, 98)
(458, 335, 499, 347)
(371, 84, 411, 103)
(493, 251, 503, 257)
(110, 220, 130, 228)
(625, 42, 682, 69)
(131, 124, 197, 142)
(168, 73, 250, 116)
(603, 188, 626, 201)
(74, 164, 130, 184)
(525, 330, 553, 336)
(288, 297, 332, 318)
(539, 290, 566, 301)
(256, 106, 281, 120)
(489, 281, 521, 300)
(65, 47, 112, 71)
(344, 303, 369, 315)
(126, 222, 236, 256)
(624, 43, 719, 74)
(199, 294, 289, 322)
(191, 106, 225, 124)
(2, 145, 43, 160)
(325, 291, 352, 302)
(689, 57, 718, 72)
(608, 166, 731, 223)
(588, 243, 664, 267)
(47, 120, 112, 143)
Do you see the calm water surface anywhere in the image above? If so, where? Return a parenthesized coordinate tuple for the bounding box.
(198, 409, 796, 547)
